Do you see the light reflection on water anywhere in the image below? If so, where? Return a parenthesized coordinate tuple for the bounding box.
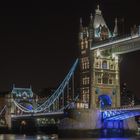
(0, 134, 139, 140)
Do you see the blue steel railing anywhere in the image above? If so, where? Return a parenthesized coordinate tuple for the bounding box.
(13, 59, 79, 113)
(34, 58, 79, 113)
(102, 106, 140, 121)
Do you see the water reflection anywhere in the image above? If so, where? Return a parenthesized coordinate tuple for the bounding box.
(0, 134, 139, 140)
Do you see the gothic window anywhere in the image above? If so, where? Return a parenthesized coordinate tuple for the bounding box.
(103, 77, 108, 84)
(82, 76, 90, 85)
(80, 39, 88, 50)
(96, 72, 101, 84)
(81, 41, 84, 50)
(85, 40, 88, 49)
(82, 87, 89, 94)
(81, 57, 89, 70)
(102, 60, 107, 69)
(82, 87, 89, 102)
(102, 73, 109, 84)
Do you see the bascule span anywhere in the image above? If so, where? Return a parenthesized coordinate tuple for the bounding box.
(58, 107, 140, 137)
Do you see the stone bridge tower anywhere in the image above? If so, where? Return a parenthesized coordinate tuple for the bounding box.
(79, 5, 120, 109)
(5, 85, 34, 129)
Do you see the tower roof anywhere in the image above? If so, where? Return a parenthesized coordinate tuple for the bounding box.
(93, 5, 108, 29)
(12, 86, 33, 98)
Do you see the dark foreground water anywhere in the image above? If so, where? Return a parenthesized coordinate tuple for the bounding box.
(0, 135, 140, 140)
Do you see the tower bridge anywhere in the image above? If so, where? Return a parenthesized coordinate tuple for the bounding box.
(58, 5, 140, 135)
(0, 5, 140, 136)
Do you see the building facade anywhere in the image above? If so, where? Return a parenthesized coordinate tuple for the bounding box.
(79, 5, 120, 109)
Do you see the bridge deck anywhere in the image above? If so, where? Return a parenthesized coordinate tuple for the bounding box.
(91, 34, 140, 54)
(11, 111, 64, 118)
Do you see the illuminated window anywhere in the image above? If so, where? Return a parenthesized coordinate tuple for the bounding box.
(81, 41, 84, 49)
(82, 76, 90, 85)
(102, 73, 109, 84)
(96, 73, 102, 84)
(85, 40, 88, 49)
(102, 60, 107, 69)
(82, 87, 89, 94)
(82, 87, 89, 102)
(80, 39, 88, 50)
(81, 57, 89, 70)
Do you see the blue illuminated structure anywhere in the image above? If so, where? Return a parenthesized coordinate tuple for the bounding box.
(99, 95, 112, 109)
(12, 85, 34, 111)
(100, 108, 140, 129)
(12, 85, 33, 98)
(103, 110, 140, 121)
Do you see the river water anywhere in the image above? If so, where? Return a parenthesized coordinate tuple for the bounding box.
(0, 134, 139, 140)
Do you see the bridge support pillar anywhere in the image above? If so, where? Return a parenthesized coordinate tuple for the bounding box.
(58, 109, 103, 137)
(59, 109, 102, 129)
(5, 114, 12, 129)
(123, 117, 138, 130)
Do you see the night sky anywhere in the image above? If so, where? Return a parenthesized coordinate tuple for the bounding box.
(0, 0, 140, 97)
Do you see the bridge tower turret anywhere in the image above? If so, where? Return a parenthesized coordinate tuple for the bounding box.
(90, 49, 120, 109)
(79, 5, 117, 109)
(79, 17, 91, 107)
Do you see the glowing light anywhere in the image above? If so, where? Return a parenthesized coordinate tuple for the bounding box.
(21, 120, 26, 125)
(99, 95, 112, 109)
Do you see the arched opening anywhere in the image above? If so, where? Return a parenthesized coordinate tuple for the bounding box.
(98, 95, 112, 109)
(102, 60, 107, 69)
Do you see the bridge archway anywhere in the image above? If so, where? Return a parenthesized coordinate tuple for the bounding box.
(98, 95, 112, 109)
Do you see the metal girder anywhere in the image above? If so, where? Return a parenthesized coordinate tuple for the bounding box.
(13, 59, 79, 114)
(102, 109, 140, 121)
(91, 34, 140, 55)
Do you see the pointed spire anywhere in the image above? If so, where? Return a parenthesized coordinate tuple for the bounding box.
(79, 17, 84, 40)
(90, 13, 93, 20)
(113, 18, 118, 37)
(80, 18, 83, 27)
(95, 5, 101, 15)
(13, 83, 15, 89)
(94, 4, 108, 29)
(80, 17, 83, 31)
(93, 4, 111, 39)
(30, 85, 32, 90)
(89, 13, 94, 29)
